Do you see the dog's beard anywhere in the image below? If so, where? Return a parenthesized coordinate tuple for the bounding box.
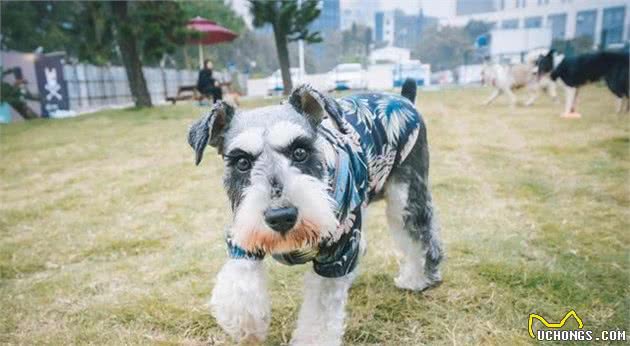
(238, 220, 320, 254)
(231, 169, 339, 254)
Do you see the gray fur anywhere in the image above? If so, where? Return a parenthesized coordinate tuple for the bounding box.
(188, 101, 235, 164)
(389, 126, 443, 285)
(188, 84, 442, 287)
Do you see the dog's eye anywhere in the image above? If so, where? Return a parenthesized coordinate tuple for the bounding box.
(292, 147, 309, 162)
(235, 157, 252, 172)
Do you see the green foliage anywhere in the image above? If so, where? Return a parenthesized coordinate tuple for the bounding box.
(414, 25, 472, 71)
(129, 2, 190, 65)
(249, 0, 322, 93)
(70, 2, 118, 65)
(178, 1, 246, 34)
(551, 36, 595, 57)
(1, 1, 191, 66)
(412, 21, 493, 71)
(342, 24, 372, 59)
(463, 20, 494, 41)
(0, 1, 80, 54)
(249, 0, 322, 43)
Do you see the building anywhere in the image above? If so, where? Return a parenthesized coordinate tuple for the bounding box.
(374, 10, 437, 48)
(437, 0, 628, 47)
(310, 0, 341, 34)
(340, 0, 378, 30)
(369, 46, 411, 64)
(456, 0, 496, 15)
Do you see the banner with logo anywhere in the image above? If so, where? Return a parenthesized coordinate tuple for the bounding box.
(34, 55, 69, 117)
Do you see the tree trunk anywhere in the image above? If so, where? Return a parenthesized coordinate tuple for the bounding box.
(110, 1, 152, 108)
(273, 25, 293, 95)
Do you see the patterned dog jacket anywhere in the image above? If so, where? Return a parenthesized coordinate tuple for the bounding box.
(227, 92, 423, 278)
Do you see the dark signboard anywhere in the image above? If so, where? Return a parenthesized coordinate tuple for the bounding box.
(34, 55, 69, 117)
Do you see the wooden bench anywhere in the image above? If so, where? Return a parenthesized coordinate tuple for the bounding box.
(166, 85, 200, 104)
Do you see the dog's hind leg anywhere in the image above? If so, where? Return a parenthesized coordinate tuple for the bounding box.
(563, 86, 578, 114)
(290, 270, 357, 346)
(617, 97, 626, 114)
(484, 89, 501, 105)
(505, 87, 518, 108)
(385, 140, 443, 291)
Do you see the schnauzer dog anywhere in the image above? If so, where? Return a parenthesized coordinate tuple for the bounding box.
(188, 79, 443, 345)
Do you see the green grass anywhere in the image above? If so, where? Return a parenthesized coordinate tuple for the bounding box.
(1, 85, 628, 345)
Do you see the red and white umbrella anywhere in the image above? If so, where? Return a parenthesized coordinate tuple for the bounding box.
(187, 16, 238, 68)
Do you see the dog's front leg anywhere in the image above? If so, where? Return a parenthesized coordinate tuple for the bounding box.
(547, 79, 559, 103)
(524, 83, 540, 106)
(504, 87, 518, 108)
(291, 270, 357, 346)
(210, 259, 271, 344)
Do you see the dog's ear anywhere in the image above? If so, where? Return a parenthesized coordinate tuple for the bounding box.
(289, 84, 326, 127)
(188, 101, 235, 165)
(546, 49, 555, 57)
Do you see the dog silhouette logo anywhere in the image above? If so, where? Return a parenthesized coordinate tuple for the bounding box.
(528, 310, 584, 338)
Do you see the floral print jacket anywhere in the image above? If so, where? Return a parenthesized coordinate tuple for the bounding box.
(228, 92, 422, 278)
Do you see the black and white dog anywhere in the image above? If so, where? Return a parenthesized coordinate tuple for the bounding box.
(188, 79, 442, 345)
(537, 50, 629, 117)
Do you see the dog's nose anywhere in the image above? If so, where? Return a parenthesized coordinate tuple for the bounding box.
(264, 207, 298, 234)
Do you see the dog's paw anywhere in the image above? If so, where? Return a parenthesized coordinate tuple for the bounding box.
(210, 259, 270, 343)
(394, 271, 441, 292)
(394, 274, 431, 291)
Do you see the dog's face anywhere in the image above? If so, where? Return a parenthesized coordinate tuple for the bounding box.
(536, 50, 555, 77)
(188, 85, 338, 254)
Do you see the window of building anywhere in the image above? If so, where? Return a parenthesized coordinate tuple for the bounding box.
(525, 16, 542, 28)
(502, 19, 519, 29)
(575, 10, 597, 40)
(602, 6, 626, 45)
(548, 13, 567, 39)
(456, 0, 496, 15)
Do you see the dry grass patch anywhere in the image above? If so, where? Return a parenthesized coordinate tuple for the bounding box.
(1, 85, 628, 344)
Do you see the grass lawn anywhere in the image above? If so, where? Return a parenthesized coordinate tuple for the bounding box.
(1, 85, 628, 345)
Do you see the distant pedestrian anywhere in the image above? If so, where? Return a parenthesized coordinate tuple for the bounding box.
(197, 60, 222, 104)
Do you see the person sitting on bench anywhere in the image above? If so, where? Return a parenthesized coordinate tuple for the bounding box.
(196, 60, 222, 103)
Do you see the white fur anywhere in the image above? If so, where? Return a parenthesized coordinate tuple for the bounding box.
(226, 128, 265, 154)
(385, 181, 431, 291)
(268, 121, 309, 148)
(283, 167, 339, 240)
(482, 61, 557, 107)
(230, 175, 270, 247)
(290, 271, 357, 346)
(563, 85, 578, 115)
(231, 156, 339, 252)
(210, 259, 271, 343)
(616, 96, 629, 113)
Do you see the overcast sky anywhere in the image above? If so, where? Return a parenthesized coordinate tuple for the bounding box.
(229, 0, 454, 27)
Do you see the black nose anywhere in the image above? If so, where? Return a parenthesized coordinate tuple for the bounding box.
(264, 207, 298, 234)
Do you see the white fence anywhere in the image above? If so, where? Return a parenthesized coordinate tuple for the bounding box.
(63, 64, 199, 113)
